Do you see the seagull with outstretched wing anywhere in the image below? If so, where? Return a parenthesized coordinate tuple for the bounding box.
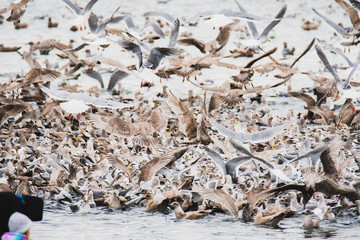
(60, 0, 98, 16)
(209, 118, 291, 144)
(234, 0, 287, 44)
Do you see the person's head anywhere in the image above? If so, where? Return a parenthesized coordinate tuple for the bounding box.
(8, 212, 32, 236)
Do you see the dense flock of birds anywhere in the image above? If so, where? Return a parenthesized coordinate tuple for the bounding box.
(2, 0, 360, 231)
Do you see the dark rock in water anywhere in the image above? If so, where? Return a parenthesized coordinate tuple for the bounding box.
(15, 22, 28, 29)
(70, 25, 78, 32)
(70, 204, 79, 213)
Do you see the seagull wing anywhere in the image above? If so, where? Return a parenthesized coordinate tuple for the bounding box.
(144, 47, 179, 70)
(258, 4, 287, 43)
(335, 0, 360, 30)
(119, 39, 143, 68)
(244, 47, 277, 68)
(66, 43, 89, 53)
(315, 44, 342, 85)
(23, 68, 61, 85)
(125, 32, 151, 53)
(209, 118, 290, 143)
(177, 38, 206, 53)
(149, 103, 171, 132)
(344, 50, 360, 89)
(312, 8, 347, 37)
(288, 143, 330, 164)
(40, 85, 71, 101)
(107, 154, 133, 183)
(225, 10, 272, 22)
(233, 0, 259, 39)
(83, 0, 98, 15)
(246, 121, 291, 143)
(290, 37, 315, 68)
(143, 20, 164, 38)
(139, 148, 188, 182)
(320, 136, 342, 179)
(225, 156, 251, 180)
(309, 106, 337, 124)
(0, 104, 28, 127)
(123, 15, 136, 30)
(143, 11, 175, 23)
(229, 138, 274, 169)
(89, 114, 133, 136)
(107, 70, 129, 91)
(208, 118, 238, 139)
(167, 89, 197, 139)
(169, 19, 180, 48)
(196, 188, 238, 218)
(215, 21, 234, 49)
(60, 0, 82, 15)
(40, 86, 132, 109)
(288, 92, 316, 109)
(80, 94, 133, 108)
(203, 147, 226, 177)
(83, 69, 104, 88)
(318, 39, 354, 67)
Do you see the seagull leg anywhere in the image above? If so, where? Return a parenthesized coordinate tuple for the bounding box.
(163, 71, 168, 82)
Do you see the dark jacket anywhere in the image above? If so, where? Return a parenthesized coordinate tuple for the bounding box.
(0, 192, 43, 236)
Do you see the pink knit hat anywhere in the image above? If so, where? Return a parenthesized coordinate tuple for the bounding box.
(8, 212, 32, 234)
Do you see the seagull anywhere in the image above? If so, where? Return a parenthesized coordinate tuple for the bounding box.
(107, 154, 134, 183)
(60, 0, 98, 16)
(169, 19, 180, 48)
(312, 8, 350, 38)
(83, 69, 129, 90)
(119, 38, 180, 70)
(143, 11, 175, 23)
(335, 0, 360, 37)
(40, 85, 133, 110)
(138, 148, 188, 182)
(196, 188, 239, 218)
(203, 146, 251, 182)
(119, 18, 180, 70)
(188, 8, 276, 24)
(89, 103, 170, 148)
(0, 103, 28, 127)
(303, 209, 320, 228)
(170, 202, 212, 220)
(315, 44, 360, 93)
(0, 0, 32, 25)
(208, 118, 291, 144)
(253, 207, 289, 227)
(317, 39, 356, 67)
(234, 0, 287, 46)
(167, 89, 198, 140)
(60, 0, 99, 31)
(3, 52, 62, 91)
(178, 20, 238, 54)
(87, 6, 121, 35)
(141, 20, 165, 38)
